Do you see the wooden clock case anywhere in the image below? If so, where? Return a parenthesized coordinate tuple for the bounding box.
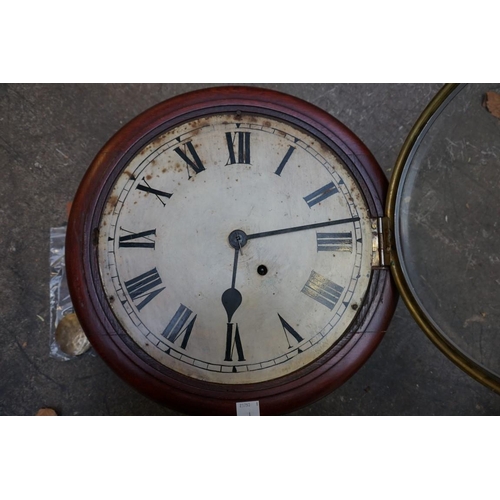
(66, 87, 398, 415)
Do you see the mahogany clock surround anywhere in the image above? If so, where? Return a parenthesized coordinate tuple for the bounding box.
(66, 86, 397, 415)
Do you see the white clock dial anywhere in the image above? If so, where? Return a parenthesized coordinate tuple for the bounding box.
(98, 113, 374, 384)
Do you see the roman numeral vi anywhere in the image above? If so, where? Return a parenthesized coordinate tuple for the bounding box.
(225, 323, 245, 362)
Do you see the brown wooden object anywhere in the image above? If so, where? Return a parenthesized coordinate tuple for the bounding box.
(66, 87, 398, 415)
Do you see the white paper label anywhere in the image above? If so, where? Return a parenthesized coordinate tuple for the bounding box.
(236, 401, 260, 416)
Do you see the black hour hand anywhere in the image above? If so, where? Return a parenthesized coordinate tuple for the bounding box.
(222, 247, 243, 322)
(222, 287, 242, 323)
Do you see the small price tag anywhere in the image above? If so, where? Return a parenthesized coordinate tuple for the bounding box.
(236, 400, 260, 416)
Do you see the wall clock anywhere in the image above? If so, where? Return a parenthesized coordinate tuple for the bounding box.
(66, 84, 500, 415)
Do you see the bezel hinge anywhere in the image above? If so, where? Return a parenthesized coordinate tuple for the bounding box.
(372, 217, 392, 269)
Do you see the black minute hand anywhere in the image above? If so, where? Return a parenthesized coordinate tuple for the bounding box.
(246, 216, 360, 240)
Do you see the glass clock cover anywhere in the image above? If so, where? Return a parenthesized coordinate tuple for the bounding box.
(391, 83, 500, 392)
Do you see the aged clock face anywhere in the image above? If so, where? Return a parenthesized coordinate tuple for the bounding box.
(97, 112, 375, 384)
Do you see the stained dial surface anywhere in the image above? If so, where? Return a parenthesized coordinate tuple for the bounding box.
(98, 113, 374, 384)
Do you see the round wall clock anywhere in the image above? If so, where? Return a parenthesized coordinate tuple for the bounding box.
(66, 86, 396, 414)
(66, 84, 500, 415)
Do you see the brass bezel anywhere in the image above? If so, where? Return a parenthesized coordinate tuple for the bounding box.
(386, 83, 500, 394)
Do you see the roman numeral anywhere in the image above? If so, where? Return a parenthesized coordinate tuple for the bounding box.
(136, 178, 172, 206)
(274, 146, 295, 176)
(226, 132, 251, 165)
(316, 232, 353, 252)
(124, 268, 165, 311)
(119, 228, 156, 249)
(301, 270, 343, 310)
(162, 304, 196, 350)
(224, 323, 245, 362)
(303, 182, 338, 208)
(278, 314, 304, 348)
(174, 141, 205, 175)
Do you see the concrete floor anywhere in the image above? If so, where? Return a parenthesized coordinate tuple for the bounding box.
(1, 83, 499, 416)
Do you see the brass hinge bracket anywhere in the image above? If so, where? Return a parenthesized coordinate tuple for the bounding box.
(372, 217, 393, 268)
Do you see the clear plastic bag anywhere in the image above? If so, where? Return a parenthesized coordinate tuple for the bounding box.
(49, 226, 89, 360)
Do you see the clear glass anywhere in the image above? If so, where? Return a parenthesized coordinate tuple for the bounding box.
(396, 83, 500, 378)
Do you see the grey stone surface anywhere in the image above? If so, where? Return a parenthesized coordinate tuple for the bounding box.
(1, 83, 499, 415)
